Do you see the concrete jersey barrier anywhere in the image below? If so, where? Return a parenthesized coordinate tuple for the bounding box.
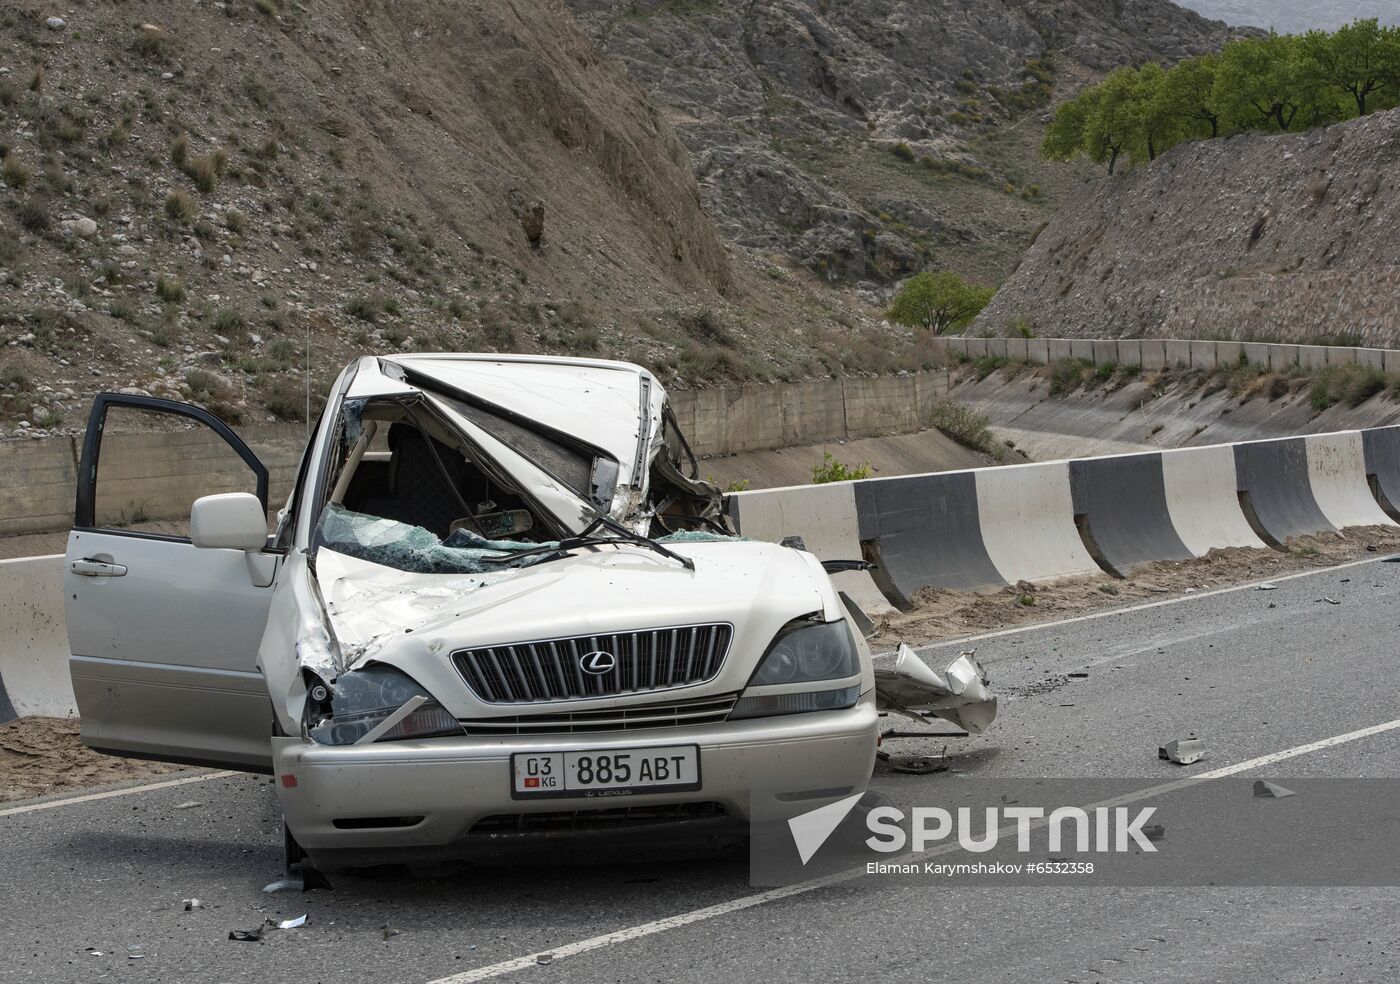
(1068, 452, 1194, 577)
(972, 461, 1102, 584)
(1232, 437, 1336, 547)
(727, 483, 895, 615)
(0, 555, 76, 723)
(1159, 444, 1267, 555)
(1362, 425, 1400, 520)
(8, 424, 1400, 720)
(1303, 431, 1398, 531)
(854, 472, 1003, 606)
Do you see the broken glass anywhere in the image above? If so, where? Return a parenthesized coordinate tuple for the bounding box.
(316, 503, 557, 574)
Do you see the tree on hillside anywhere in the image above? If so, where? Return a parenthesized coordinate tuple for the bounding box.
(1082, 66, 1141, 173)
(1301, 19, 1400, 116)
(1159, 53, 1223, 138)
(1131, 62, 1182, 163)
(1213, 34, 1333, 132)
(888, 271, 996, 334)
(1042, 86, 1097, 163)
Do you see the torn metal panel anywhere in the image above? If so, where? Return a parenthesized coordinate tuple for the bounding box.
(872, 644, 999, 733)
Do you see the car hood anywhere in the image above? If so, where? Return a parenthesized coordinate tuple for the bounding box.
(313, 540, 831, 717)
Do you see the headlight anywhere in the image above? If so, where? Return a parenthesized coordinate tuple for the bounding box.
(730, 619, 861, 719)
(306, 666, 463, 745)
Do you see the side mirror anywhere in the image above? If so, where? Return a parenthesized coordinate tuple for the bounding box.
(191, 492, 268, 550)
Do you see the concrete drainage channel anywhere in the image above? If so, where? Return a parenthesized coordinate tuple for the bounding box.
(729, 424, 1400, 612)
(4, 424, 1400, 723)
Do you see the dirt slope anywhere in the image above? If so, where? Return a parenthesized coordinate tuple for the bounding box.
(1, 0, 910, 434)
(566, 0, 1238, 285)
(975, 108, 1400, 344)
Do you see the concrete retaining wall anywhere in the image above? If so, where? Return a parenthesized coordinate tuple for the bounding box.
(952, 334, 1393, 374)
(1, 372, 951, 537)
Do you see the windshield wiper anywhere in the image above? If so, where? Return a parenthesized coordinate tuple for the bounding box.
(476, 516, 695, 571)
(590, 514, 695, 570)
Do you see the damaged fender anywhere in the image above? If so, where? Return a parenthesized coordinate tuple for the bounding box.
(872, 644, 998, 733)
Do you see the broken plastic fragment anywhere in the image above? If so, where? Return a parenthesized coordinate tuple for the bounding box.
(1253, 780, 1297, 799)
(890, 754, 949, 775)
(1257, 583, 1278, 591)
(536, 953, 555, 966)
(279, 915, 307, 930)
(872, 644, 998, 733)
(263, 878, 302, 894)
(173, 801, 202, 810)
(182, 899, 203, 911)
(1158, 738, 1206, 765)
(228, 922, 271, 942)
(1141, 823, 1166, 842)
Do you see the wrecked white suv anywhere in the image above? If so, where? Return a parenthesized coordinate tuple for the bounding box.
(65, 354, 993, 869)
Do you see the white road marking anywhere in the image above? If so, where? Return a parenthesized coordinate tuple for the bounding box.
(0, 770, 238, 819)
(917, 554, 1391, 653)
(425, 713, 1400, 984)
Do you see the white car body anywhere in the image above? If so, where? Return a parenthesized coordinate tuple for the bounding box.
(67, 355, 928, 868)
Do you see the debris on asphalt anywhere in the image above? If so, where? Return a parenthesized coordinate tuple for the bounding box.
(1257, 583, 1278, 591)
(536, 953, 555, 966)
(1317, 597, 1341, 605)
(872, 644, 998, 732)
(890, 752, 949, 775)
(1158, 738, 1206, 765)
(383, 927, 402, 941)
(182, 899, 203, 911)
(263, 878, 303, 894)
(1253, 780, 1297, 799)
(1068, 671, 1089, 679)
(228, 921, 272, 942)
(278, 915, 307, 930)
(173, 801, 202, 810)
(1142, 823, 1167, 842)
(126, 945, 144, 960)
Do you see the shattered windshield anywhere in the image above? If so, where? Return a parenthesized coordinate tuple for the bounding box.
(317, 504, 558, 575)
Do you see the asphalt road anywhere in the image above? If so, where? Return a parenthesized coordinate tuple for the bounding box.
(3, 558, 1399, 983)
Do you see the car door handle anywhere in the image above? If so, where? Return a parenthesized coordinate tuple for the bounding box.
(72, 559, 128, 577)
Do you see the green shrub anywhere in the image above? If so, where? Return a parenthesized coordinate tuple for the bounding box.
(890, 141, 915, 162)
(927, 399, 1004, 461)
(811, 452, 871, 485)
(2, 154, 31, 189)
(155, 275, 185, 303)
(164, 190, 197, 224)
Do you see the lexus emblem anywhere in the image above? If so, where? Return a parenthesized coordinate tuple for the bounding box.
(580, 650, 616, 675)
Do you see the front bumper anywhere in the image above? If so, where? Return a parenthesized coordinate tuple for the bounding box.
(272, 693, 878, 865)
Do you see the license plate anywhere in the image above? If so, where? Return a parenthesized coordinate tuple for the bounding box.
(510, 745, 701, 799)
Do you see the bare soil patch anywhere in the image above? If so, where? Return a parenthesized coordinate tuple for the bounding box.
(0, 716, 195, 804)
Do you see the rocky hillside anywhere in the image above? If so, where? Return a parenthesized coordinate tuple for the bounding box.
(1177, 1, 1400, 33)
(565, 0, 1237, 286)
(975, 108, 1400, 344)
(1, 0, 917, 437)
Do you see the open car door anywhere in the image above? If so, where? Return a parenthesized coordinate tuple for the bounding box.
(65, 395, 281, 772)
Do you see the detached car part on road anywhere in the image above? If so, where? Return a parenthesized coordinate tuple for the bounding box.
(63, 355, 997, 869)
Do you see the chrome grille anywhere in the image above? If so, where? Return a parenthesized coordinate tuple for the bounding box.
(460, 693, 739, 735)
(452, 624, 733, 703)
